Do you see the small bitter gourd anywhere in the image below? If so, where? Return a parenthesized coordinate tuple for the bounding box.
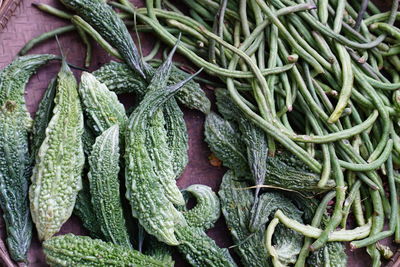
(29, 60, 85, 240)
(78, 71, 128, 136)
(59, 0, 145, 78)
(124, 68, 198, 245)
(93, 61, 211, 113)
(31, 78, 57, 157)
(0, 102, 32, 262)
(43, 234, 167, 267)
(88, 124, 131, 248)
(219, 171, 270, 267)
(181, 184, 221, 230)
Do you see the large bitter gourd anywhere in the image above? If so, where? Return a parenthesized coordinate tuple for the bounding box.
(29, 60, 85, 240)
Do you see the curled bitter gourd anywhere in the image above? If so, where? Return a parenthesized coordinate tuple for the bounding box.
(0, 102, 32, 262)
(88, 124, 131, 248)
(125, 67, 200, 245)
(175, 225, 237, 267)
(219, 171, 270, 267)
(181, 184, 221, 230)
(43, 234, 167, 267)
(29, 60, 85, 240)
(31, 78, 57, 157)
(59, 0, 145, 78)
(79, 71, 128, 136)
(93, 61, 211, 113)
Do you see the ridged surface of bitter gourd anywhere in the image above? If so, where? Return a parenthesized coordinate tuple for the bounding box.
(31, 78, 57, 157)
(219, 171, 271, 267)
(88, 124, 131, 248)
(43, 234, 167, 267)
(0, 102, 32, 262)
(59, 0, 145, 78)
(175, 225, 237, 267)
(79, 71, 128, 136)
(125, 72, 193, 245)
(29, 60, 85, 240)
(93, 61, 211, 113)
(181, 184, 221, 230)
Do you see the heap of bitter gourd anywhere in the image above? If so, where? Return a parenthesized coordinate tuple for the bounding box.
(1, 0, 400, 266)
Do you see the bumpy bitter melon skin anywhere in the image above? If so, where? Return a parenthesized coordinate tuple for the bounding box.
(205, 112, 250, 177)
(0, 102, 32, 262)
(93, 61, 211, 113)
(181, 184, 221, 230)
(175, 225, 238, 267)
(59, 0, 145, 78)
(88, 125, 131, 248)
(31, 78, 57, 157)
(43, 234, 167, 267)
(79, 72, 128, 136)
(124, 73, 191, 245)
(29, 60, 85, 240)
(219, 171, 270, 267)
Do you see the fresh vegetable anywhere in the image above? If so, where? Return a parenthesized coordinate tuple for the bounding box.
(29, 59, 84, 240)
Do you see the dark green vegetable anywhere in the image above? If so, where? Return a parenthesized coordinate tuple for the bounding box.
(219, 171, 270, 267)
(59, 0, 146, 77)
(43, 234, 167, 266)
(31, 78, 57, 157)
(0, 102, 32, 262)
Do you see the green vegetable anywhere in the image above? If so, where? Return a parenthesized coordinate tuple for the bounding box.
(175, 225, 237, 267)
(78, 71, 128, 136)
(124, 60, 199, 245)
(29, 60, 84, 240)
(93, 61, 211, 113)
(0, 102, 32, 262)
(181, 184, 221, 230)
(43, 234, 167, 266)
(59, 0, 146, 77)
(31, 78, 57, 157)
(88, 124, 131, 248)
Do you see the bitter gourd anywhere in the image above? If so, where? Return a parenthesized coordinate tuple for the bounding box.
(43, 234, 167, 267)
(204, 112, 249, 177)
(124, 66, 199, 245)
(59, 0, 145, 78)
(0, 54, 57, 130)
(73, 177, 104, 239)
(93, 61, 211, 113)
(0, 102, 32, 262)
(181, 184, 221, 230)
(88, 124, 131, 248)
(219, 171, 270, 267)
(175, 225, 237, 267)
(79, 71, 128, 136)
(31, 78, 57, 157)
(249, 192, 304, 265)
(29, 60, 85, 240)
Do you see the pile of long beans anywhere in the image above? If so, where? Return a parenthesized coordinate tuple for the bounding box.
(24, 0, 400, 265)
